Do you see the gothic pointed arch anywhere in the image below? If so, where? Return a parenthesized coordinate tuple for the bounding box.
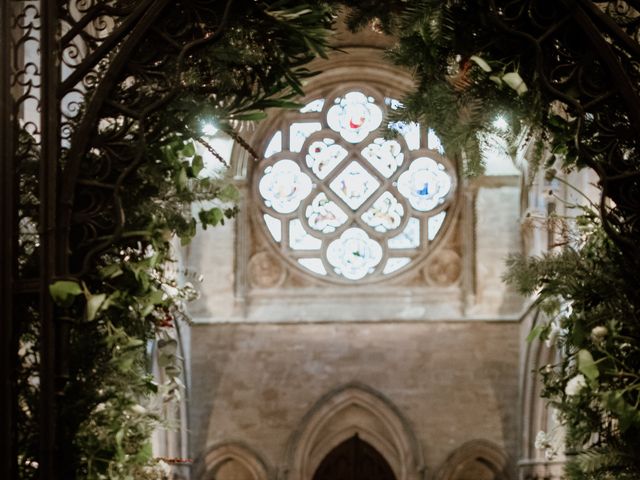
(313, 434, 396, 480)
(196, 442, 270, 480)
(284, 383, 423, 480)
(435, 439, 510, 480)
(518, 310, 564, 479)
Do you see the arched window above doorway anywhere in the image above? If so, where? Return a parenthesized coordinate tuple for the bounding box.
(313, 435, 396, 480)
(253, 86, 457, 283)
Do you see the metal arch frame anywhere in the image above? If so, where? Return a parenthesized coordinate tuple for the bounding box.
(486, 0, 640, 264)
(1, 0, 233, 478)
(1, 0, 639, 479)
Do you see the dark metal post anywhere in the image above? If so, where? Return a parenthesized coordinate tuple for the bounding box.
(0, 0, 17, 478)
(40, 0, 61, 478)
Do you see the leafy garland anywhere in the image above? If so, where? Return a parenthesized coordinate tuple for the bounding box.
(341, 0, 640, 478)
(16, 1, 339, 478)
(15, 1, 640, 478)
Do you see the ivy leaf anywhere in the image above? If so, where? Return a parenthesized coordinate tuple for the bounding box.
(601, 392, 640, 432)
(134, 441, 153, 464)
(218, 184, 240, 203)
(116, 353, 135, 372)
(49, 280, 83, 307)
(181, 141, 196, 157)
(86, 293, 107, 321)
(578, 349, 599, 382)
(199, 207, 224, 229)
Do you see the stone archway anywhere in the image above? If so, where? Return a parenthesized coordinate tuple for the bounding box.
(435, 440, 510, 480)
(313, 434, 396, 480)
(284, 383, 423, 480)
(197, 443, 269, 480)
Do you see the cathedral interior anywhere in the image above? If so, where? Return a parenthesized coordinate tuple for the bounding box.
(2, 2, 637, 480)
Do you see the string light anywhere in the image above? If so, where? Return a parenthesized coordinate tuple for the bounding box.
(492, 115, 508, 131)
(201, 121, 219, 136)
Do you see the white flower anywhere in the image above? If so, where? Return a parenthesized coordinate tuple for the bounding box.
(157, 460, 172, 476)
(559, 300, 573, 319)
(161, 284, 179, 300)
(552, 408, 564, 426)
(502, 72, 528, 95)
(565, 374, 587, 396)
(534, 430, 548, 450)
(591, 325, 608, 343)
(94, 402, 106, 413)
(545, 319, 564, 348)
(129, 404, 147, 415)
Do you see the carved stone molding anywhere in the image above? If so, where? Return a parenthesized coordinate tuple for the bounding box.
(195, 442, 270, 480)
(423, 249, 461, 286)
(248, 251, 286, 289)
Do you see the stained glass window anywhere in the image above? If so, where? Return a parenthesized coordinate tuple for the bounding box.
(255, 88, 457, 283)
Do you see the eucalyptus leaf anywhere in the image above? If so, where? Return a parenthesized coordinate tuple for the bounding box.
(158, 338, 178, 356)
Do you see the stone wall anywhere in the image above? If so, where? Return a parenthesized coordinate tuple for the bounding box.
(189, 321, 520, 479)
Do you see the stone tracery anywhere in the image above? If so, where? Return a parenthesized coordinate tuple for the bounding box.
(253, 88, 457, 283)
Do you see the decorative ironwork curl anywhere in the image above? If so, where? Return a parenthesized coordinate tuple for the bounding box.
(488, 0, 640, 264)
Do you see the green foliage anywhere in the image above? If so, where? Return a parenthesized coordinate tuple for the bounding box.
(60, 1, 341, 477)
(342, 1, 640, 476)
(17, 1, 343, 478)
(49, 280, 83, 308)
(505, 215, 640, 478)
(61, 243, 196, 479)
(159, 0, 336, 142)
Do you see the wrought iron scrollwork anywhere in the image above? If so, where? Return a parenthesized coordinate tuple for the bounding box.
(489, 0, 640, 264)
(4, 0, 235, 477)
(2, 0, 639, 478)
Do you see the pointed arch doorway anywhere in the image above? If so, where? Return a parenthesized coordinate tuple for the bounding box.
(312, 435, 396, 480)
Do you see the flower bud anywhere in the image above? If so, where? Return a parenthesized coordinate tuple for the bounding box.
(590, 326, 608, 343)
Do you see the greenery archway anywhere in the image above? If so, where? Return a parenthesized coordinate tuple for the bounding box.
(2, 1, 639, 479)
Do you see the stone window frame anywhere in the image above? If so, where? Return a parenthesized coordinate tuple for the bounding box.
(251, 82, 458, 284)
(211, 47, 523, 323)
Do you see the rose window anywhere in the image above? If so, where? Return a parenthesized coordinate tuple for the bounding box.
(254, 88, 457, 283)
